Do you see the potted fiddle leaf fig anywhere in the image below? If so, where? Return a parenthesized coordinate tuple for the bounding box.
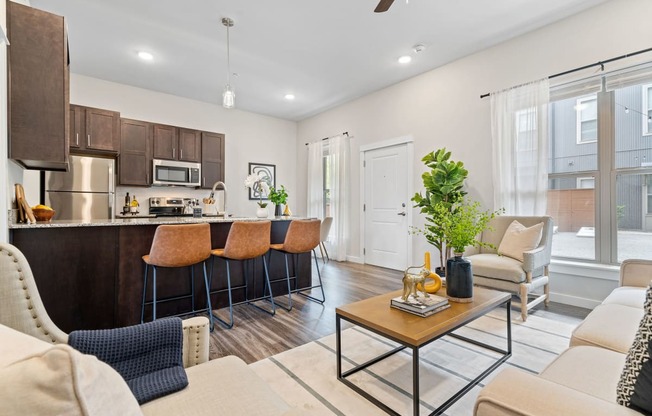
(411, 148, 468, 276)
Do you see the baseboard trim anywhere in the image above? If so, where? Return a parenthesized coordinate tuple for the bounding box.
(346, 255, 363, 264)
(549, 292, 601, 310)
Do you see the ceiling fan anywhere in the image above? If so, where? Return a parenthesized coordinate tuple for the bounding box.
(374, 0, 395, 13)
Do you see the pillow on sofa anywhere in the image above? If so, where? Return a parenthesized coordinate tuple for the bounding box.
(0, 324, 142, 416)
(497, 220, 544, 262)
(617, 283, 652, 414)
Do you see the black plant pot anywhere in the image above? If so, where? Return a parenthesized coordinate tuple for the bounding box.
(274, 204, 282, 216)
(446, 255, 473, 303)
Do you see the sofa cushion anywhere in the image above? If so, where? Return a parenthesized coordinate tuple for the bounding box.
(603, 286, 646, 309)
(0, 324, 142, 416)
(539, 346, 625, 403)
(617, 284, 652, 414)
(571, 304, 644, 354)
(141, 355, 291, 416)
(497, 220, 543, 262)
(466, 253, 525, 283)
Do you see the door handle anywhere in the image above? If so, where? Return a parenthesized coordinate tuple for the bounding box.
(75, 133, 79, 146)
(173, 148, 176, 158)
(398, 211, 406, 216)
(180, 149, 183, 159)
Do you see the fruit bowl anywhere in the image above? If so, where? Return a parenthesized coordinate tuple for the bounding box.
(32, 208, 55, 222)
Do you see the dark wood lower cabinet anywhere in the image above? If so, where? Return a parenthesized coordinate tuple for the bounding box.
(10, 220, 309, 331)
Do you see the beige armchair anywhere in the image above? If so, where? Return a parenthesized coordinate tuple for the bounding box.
(0, 242, 209, 368)
(465, 215, 553, 321)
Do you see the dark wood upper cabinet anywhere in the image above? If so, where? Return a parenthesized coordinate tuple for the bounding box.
(8, 1, 70, 171)
(201, 132, 225, 189)
(153, 124, 201, 162)
(152, 124, 178, 160)
(69, 105, 120, 154)
(178, 128, 202, 162)
(119, 119, 151, 186)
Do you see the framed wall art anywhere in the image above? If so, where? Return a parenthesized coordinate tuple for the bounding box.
(248, 163, 276, 200)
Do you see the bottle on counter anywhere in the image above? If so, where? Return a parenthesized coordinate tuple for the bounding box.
(123, 192, 131, 215)
(130, 195, 139, 214)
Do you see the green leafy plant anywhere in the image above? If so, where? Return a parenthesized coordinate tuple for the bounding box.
(411, 148, 469, 268)
(269, 185, 288, 205)
(435, 199, 502, 254)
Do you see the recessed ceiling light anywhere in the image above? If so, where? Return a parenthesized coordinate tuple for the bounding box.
(398, 55, 412, 64)
(284, 94, 295, 100)
(137, 51, 154, 61)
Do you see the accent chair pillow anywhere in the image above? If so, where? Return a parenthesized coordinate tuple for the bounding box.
(0, 324, 142, 416)
(497, 220, 544, 262)
(617, 284, 652, 414)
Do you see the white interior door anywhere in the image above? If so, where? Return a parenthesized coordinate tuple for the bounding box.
(364, 144, 409, 270)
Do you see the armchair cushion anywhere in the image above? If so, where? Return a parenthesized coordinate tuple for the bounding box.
(617, 285, 652, 414)
(69, 317, 188, 405)
(466, 253, 526, 283)
(497, 220, 543, 262)
(0, 323, 142, 416)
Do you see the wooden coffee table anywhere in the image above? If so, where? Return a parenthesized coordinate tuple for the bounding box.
(336, 286, 511, 416)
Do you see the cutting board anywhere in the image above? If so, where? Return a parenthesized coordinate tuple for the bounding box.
(15, 184, 35, 224)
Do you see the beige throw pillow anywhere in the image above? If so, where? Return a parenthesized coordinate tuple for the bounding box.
(497, 220, 544, 262)
(0, 324, 142, 416)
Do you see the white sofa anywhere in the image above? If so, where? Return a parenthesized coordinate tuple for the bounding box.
(0, 243, 301, 415)
(474, 259, 651, 416)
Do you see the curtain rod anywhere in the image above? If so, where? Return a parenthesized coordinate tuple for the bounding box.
(479, 46, 652, 99)
(304, 131, 349, 146)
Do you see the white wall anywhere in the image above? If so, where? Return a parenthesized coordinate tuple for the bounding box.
(66, 75, 297, 217)
(295, 0, 652, 306)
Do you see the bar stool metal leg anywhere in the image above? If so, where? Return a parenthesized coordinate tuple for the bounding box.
(190, 265, 195, 312)
(249, 255, 276, 316)
(202, 261, 214, 332)
(141, 263, 149, 324)
(212, 259, 235, 329)
(152, 266, 158, 321)
(297, 248, 326, 304)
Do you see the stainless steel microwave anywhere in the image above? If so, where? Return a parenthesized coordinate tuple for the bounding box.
(152, 159, 201, 187)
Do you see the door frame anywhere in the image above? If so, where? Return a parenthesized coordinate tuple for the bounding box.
(359, 135, 415, 268)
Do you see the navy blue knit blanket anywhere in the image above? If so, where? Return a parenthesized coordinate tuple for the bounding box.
(68, 317, 188, 404)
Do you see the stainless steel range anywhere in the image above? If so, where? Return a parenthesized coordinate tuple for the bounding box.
(149, 197, 199, 217)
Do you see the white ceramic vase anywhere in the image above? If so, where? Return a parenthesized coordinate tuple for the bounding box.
(256, 206, 268, 218)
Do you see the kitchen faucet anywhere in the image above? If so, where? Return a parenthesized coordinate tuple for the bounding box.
(210, 181, 227, 216)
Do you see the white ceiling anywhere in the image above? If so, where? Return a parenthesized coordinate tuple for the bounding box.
(30, 0, 609, 121)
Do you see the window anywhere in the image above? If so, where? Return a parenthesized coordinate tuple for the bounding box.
(644, 84, 652, 136)
(576, 96, 597, 143)
(577, 177, 595, 189)
(549, 76, 652, 264)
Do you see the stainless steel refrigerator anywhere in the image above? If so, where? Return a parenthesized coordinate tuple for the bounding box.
(45, 155, 115, 221)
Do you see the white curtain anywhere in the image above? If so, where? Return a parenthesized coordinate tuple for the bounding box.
(491, 79, 550, 215)
(306, 135, 350, 261)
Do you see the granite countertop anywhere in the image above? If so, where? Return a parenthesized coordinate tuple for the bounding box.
(8, 215, 298, 229)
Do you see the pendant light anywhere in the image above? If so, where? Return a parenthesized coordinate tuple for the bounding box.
(222, 17, 235, 109)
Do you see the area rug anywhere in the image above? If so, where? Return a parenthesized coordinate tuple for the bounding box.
(250, 309, 577, 416)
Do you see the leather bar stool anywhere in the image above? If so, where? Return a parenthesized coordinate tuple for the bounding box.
(268, 219, 325, 311)
(141, 223, 214, 331)
(209, 220, 276, 329)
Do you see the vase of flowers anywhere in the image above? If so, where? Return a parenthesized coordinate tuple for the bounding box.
(269, 185, 288, 217)
(244, 173, 271, 218)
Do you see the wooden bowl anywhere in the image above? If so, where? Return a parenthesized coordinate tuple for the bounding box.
(32, 208, 55, 222)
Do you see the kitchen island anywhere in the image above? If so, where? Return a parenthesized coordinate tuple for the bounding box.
(9, 217, 311, 332)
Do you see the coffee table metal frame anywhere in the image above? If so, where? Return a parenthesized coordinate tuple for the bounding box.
(336, 295, 511, 416)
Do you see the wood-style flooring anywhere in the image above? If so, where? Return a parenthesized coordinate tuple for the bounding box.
(208, 260, 590, 364)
